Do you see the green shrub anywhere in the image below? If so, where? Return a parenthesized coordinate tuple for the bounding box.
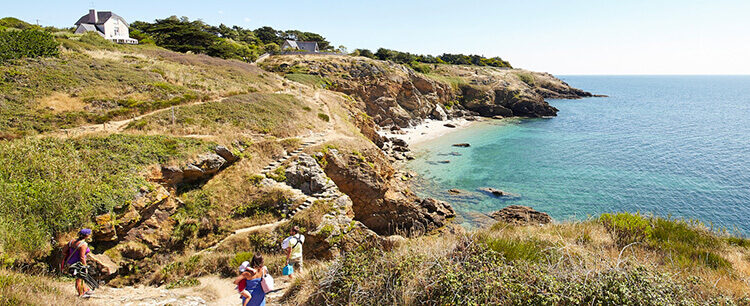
(600, 213, 732, 270)
(408, 61, 432, 73)
(0, 29, 59, 61)
(266, 166, 287, 182)
(77, 31, 113, 47)
(727, 236, 750, 248)
(483, 237, 556, 262)
(515, 72, 535, 86)
(599, 212, 652, 246)
(0, 17, 33, 30)
(248, 174, 265, 186)
(231, 252, 254, 269)
(317, 113, 330, 122)
(165, 277, 200, 289)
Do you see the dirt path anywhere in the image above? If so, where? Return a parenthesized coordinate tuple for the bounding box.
(85, 80, 347, 305)
(45, 97, 227, 138)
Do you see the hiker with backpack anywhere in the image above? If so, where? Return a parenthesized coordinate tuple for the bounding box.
(60, 228, 99, 298)
(281, 226, 304, 279)
(234, 254, 273, 306)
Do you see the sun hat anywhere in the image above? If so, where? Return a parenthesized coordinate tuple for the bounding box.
(79, 228, 92, 236)
(239, 261, 250, 273)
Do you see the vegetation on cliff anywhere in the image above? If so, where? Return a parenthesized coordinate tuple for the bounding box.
(284, 214, 750, 305)
(0, 135, 211, 261)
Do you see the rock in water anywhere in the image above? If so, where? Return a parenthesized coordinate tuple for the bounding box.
(479, 187, 507, 197)
(452, 143, 470, 147)
(490, 205, 552, 225)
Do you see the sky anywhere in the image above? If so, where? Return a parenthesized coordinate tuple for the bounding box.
(4, 0, 750, 75)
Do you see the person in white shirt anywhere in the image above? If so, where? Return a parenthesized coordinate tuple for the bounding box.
(281, 226, 305, 278)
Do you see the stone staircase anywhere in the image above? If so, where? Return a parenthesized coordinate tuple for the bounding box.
(259, 136, 333, 218)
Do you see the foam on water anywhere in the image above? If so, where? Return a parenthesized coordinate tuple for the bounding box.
(408, 76, 750, 233)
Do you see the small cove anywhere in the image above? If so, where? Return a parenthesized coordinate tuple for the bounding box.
(407, 76, 750, 233)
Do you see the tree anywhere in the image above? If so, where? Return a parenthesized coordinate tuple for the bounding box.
(254, 26, 281, 45)
(355, 49, 375, 59)
(337, 45, 347, 54)
(131, 16, 218, 53)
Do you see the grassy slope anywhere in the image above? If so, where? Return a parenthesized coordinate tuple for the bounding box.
(285, 214, 750, 305)
(0, 134, 212, 261)
(0, 33, 278, 138)
(126, 93, 324, 138)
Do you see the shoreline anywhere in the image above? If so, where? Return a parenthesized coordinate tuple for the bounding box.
(379, 117, 483, 146)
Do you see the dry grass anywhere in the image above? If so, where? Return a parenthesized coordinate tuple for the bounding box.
(284, 218, 750, 305)
(0, 269, 94, 305)
(38, 92, 87, 113)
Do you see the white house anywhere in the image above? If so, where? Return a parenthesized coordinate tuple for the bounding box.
(74, 9, 138, 44)
(281, 40, 319, 53)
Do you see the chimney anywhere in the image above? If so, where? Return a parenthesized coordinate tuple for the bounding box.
(89, 9, 97, 23)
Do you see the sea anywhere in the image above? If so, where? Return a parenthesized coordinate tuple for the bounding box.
(407, 76, 750, 234)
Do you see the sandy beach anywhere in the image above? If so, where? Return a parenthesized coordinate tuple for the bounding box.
(379, 117, 481, 146)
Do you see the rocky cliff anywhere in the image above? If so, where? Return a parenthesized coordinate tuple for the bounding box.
(261, 55, 596, 128)
(323, 148, 455, 235)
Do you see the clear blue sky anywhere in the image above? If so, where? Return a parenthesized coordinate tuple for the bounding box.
(6, 0, 750, 74)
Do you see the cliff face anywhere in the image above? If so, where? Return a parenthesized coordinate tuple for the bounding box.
(323, 148, 454, 235)
(263, 56, 455, 127)
(262, 55, 595, 127)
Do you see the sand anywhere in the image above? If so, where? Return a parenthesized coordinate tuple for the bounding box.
(379, 118, 481, 146)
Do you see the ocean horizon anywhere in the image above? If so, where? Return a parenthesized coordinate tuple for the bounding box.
(408, 75, 750, 234)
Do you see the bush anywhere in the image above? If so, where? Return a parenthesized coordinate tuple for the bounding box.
(0, 17, 33, 30)
(599, 212, 652, 246)
(77, 31, 113, 47)
(317, 113, 330, 122)
(231, 252, 254, 269)
(600, 213, 731, 270)
(304, 240, 715, 305)
(0, 29, 59, 61)
(482, 237, 556, 262)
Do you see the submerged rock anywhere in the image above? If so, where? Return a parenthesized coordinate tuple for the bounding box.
(453, 143, 470, 147)
(490, 205, 552, 226)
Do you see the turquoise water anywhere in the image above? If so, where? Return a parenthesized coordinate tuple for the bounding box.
(408, 76, 750, 233)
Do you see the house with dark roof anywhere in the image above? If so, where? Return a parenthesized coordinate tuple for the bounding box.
(74, 9, 138, 44)
(280, 40, 319, 53)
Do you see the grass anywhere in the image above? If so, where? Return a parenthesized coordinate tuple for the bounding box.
(0, 134, 211, 262)
(514, 72, 536, 86)
(423, 72, 468, 90)
(126, 93, 316, 138)
(599, 212, 731, 270)
(0, 269, 84, 305)
(281, 214, 750, 305)
(284, 73, 331, 88)
(0, 37, 276, 137)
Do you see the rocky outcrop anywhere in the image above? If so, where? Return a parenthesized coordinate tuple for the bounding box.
(323, 149, 455, 235)
(152, 146, 240, 187)
(263, 56, 456, 128)
(262, 56, 597, 130)
(285, 154, 337, 197)
(490, 205, 552, 226)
